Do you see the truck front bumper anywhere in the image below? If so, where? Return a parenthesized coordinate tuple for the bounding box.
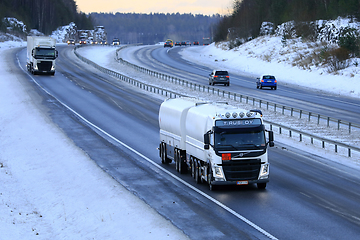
(210, 178, 269, 186)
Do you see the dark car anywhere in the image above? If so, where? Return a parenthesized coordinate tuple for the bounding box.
(193, 41, 199, 45)
(209, 70, 230, 86)
(67, 39, 75, 45)
(181, 41, 187, 46)
(79, 38, 87, 44)
(175, 41, 181, 46)
(256, 75, 277, 90)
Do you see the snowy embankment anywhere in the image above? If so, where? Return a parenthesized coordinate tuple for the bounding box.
(0, 42, 189, 239)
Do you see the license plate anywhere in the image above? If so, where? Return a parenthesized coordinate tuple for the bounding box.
(267, 80, 272, 82)
(236, 181, 248, 185)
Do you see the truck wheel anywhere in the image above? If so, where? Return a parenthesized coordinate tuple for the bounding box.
(257, 183, 267, 189)
(194, 160, 201, 184)
(191, 158, 195, 178)
(175, 151, 179, 172)
(179, 152, 187, 174)
(207, 167, 216, 191)
(161, 143, 170, 164)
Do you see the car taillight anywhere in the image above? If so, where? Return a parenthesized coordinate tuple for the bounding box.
(222, 153, 231, 160)
(214, 75, 218, 78)
(275, 80, 277, 82)
(261, 79, 265, 82)
(226, 76, 229, 78)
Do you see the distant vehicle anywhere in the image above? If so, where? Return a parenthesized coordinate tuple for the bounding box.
(26, 36, 58, 75)
(193, 41, 199, 45)
(164, 39, 173, 48)
(112, 38, 120, 45)
(175, 41, 181, 46)
(209, 70, 230, 86)
(256, 75, 277, 90)
(181, 41, 187, 46)
(100, 40, 107, 45)
(203, 37, 211, 45)
(79, 38, 86, 44)
(67, 39, 75, 45)
(186, 40, 191, 46)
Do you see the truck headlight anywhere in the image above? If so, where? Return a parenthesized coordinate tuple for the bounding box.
(260, 163, 269, 178)
(214, 166, 224, 178)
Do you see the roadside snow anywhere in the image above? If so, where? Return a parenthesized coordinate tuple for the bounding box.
(0, 42, 189, 239)
(180, 36, 360, 98)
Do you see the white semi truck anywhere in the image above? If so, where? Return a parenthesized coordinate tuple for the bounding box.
(27, 36, 58, 75)
(159, 97, 274, 190)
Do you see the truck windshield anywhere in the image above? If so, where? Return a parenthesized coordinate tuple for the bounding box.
(34, 48, 56, 59)
(214, 129, 266, 150)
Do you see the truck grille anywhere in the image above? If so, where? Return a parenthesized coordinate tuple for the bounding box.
(222, 159, 261, 181)
(37, 61, 52, 72)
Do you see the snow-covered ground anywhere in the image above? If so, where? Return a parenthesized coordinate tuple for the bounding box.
(1, 32, 360, 239)
(0, 42, 189, 239)
(180, 36, 360, 98)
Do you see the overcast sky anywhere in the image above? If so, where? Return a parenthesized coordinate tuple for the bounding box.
(75, 0, 233, 15)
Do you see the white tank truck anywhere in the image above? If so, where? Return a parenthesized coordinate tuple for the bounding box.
(159, 97, 274, 190)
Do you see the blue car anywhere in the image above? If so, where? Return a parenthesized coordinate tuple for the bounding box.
(256, 75, 277, 90)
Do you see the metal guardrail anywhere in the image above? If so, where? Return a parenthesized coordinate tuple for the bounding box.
(74, 45, 360, 158)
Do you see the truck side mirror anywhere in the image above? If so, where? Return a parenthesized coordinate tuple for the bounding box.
(55, 50, 58, 58)
(268, 131, 274, 147)
(204, 133, 210, 150)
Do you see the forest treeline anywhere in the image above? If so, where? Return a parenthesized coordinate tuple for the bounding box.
(214, 0, 360, 42)
(90, 12, 221, 44)
(0, 0, 93, 34)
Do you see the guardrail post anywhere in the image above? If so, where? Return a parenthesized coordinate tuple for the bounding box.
(322, 141, 325, 148)
(308, 112, 311, 122)
(318, 114, 320, 125)
(289, 130, 292, 137)
(259, 100, 262, 108)
(327, 117, 330, 127)
(282, 106, 285, 115)
(349, 122, 351, 134)
(348, 148, 351, 157)
(338, 119, 341, 130)
(300, 134, 302, 142)
(300, 110, 302, 119)
(335, 144, 338, 153)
